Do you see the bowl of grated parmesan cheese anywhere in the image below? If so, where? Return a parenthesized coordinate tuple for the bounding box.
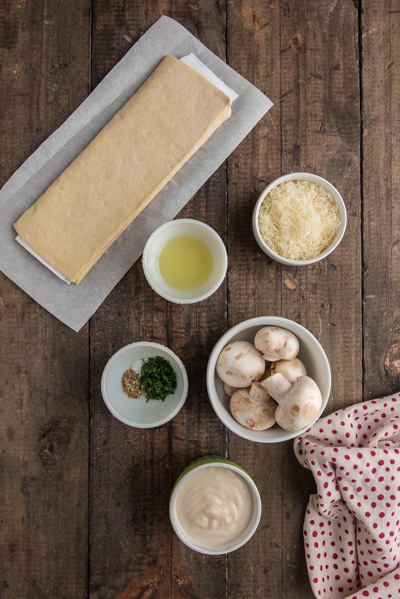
(252, 173, 347, 265)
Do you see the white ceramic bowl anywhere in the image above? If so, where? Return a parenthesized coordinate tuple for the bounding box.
(169, 456, 262, 555)
(252, 172, 347, 265)
(142, 219, 228, 304)
(206, 316, 331, 443)
(101, 342, 188, 428)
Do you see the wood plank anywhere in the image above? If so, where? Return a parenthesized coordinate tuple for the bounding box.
(4, 0, 397, 597)
(362, 1, 400, 399)
(226, 1, 362, 597)
(0, 0, 91, 597)
(88, 3, 229, 597)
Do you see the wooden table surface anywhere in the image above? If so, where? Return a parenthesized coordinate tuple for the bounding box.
(1, 1, 400, 598)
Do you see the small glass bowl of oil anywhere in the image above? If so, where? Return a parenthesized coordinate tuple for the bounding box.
(142, 219, 228, 303)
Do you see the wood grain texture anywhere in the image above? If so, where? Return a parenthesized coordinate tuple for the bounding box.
(0, 1, 91, 598)
(361, 1, 400, 399)
(1, 0, 399, 598)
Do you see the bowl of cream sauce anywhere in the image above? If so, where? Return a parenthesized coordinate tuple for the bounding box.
(169, 455, 262, 555)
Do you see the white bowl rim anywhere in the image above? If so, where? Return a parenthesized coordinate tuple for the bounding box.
(252, 172, 347, 266)
(169, 457, 262, 555)
(101, 341, 189, 428)
(206, 316, 331, 443)
(142, 218, 228, 304)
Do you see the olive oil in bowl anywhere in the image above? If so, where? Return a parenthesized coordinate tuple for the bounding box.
(158, 234, 213, 291)
(142, 218, 227, 304)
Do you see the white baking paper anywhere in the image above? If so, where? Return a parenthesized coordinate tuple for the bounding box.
(181, 53, 239, 101)
(0, 16, 273, 332)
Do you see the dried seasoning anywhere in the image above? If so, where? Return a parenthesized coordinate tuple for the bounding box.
(121, 368, 142, 399)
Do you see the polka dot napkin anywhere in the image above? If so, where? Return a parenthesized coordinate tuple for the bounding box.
(294, 393, 400, 599)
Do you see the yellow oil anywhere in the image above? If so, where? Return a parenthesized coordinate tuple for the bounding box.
(158, 234, 213, 291)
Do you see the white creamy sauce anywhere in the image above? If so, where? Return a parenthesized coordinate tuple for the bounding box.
(175, 466, 254, 546)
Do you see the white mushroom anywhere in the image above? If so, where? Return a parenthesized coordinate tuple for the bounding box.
(248, 381, 271, 402)
(254, 326, 299, 361)
(274, 375, 322, 432)
(216, 340, 266, 388)
(261, 372, 293, 403)
(230, 383, 277, 430)
(270, 357, 307, 383)
(223, 382, 237, 397)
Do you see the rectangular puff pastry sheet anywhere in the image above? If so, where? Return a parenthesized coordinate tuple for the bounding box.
(13, 55, 232, 284)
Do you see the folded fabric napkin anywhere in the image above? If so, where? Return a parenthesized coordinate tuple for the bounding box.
(294, 392, 400, 599)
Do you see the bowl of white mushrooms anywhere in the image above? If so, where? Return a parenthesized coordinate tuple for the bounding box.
(206, 316, 331, 443)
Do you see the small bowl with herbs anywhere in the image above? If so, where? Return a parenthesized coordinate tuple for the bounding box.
(101, 342, 188, 428)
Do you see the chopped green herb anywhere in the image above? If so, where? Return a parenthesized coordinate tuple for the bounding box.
(139, 355, 177, 401)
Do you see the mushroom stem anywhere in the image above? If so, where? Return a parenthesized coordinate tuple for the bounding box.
(261, 373, 293, 404)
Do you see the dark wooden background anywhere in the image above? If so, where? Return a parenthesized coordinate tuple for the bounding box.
(1, 1, 399, 597)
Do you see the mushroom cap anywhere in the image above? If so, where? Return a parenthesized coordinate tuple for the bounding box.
(216, 340, 266, 388)
(270, 357, 307, 384)
(248, 381, 271, 403)
(275, 375, 322, 432)
(230, 386, 277, 431)
(254, 326, 299, 361)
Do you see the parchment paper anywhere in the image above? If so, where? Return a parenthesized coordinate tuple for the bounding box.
(0, 16, 273, 332)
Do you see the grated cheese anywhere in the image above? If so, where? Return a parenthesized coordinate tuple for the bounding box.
(257, 180, 341, 260)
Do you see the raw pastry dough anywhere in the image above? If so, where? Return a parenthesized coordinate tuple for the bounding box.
(14, 55, 232, 284)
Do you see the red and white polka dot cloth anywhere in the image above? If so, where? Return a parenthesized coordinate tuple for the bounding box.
(294, 393, 400, 599)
